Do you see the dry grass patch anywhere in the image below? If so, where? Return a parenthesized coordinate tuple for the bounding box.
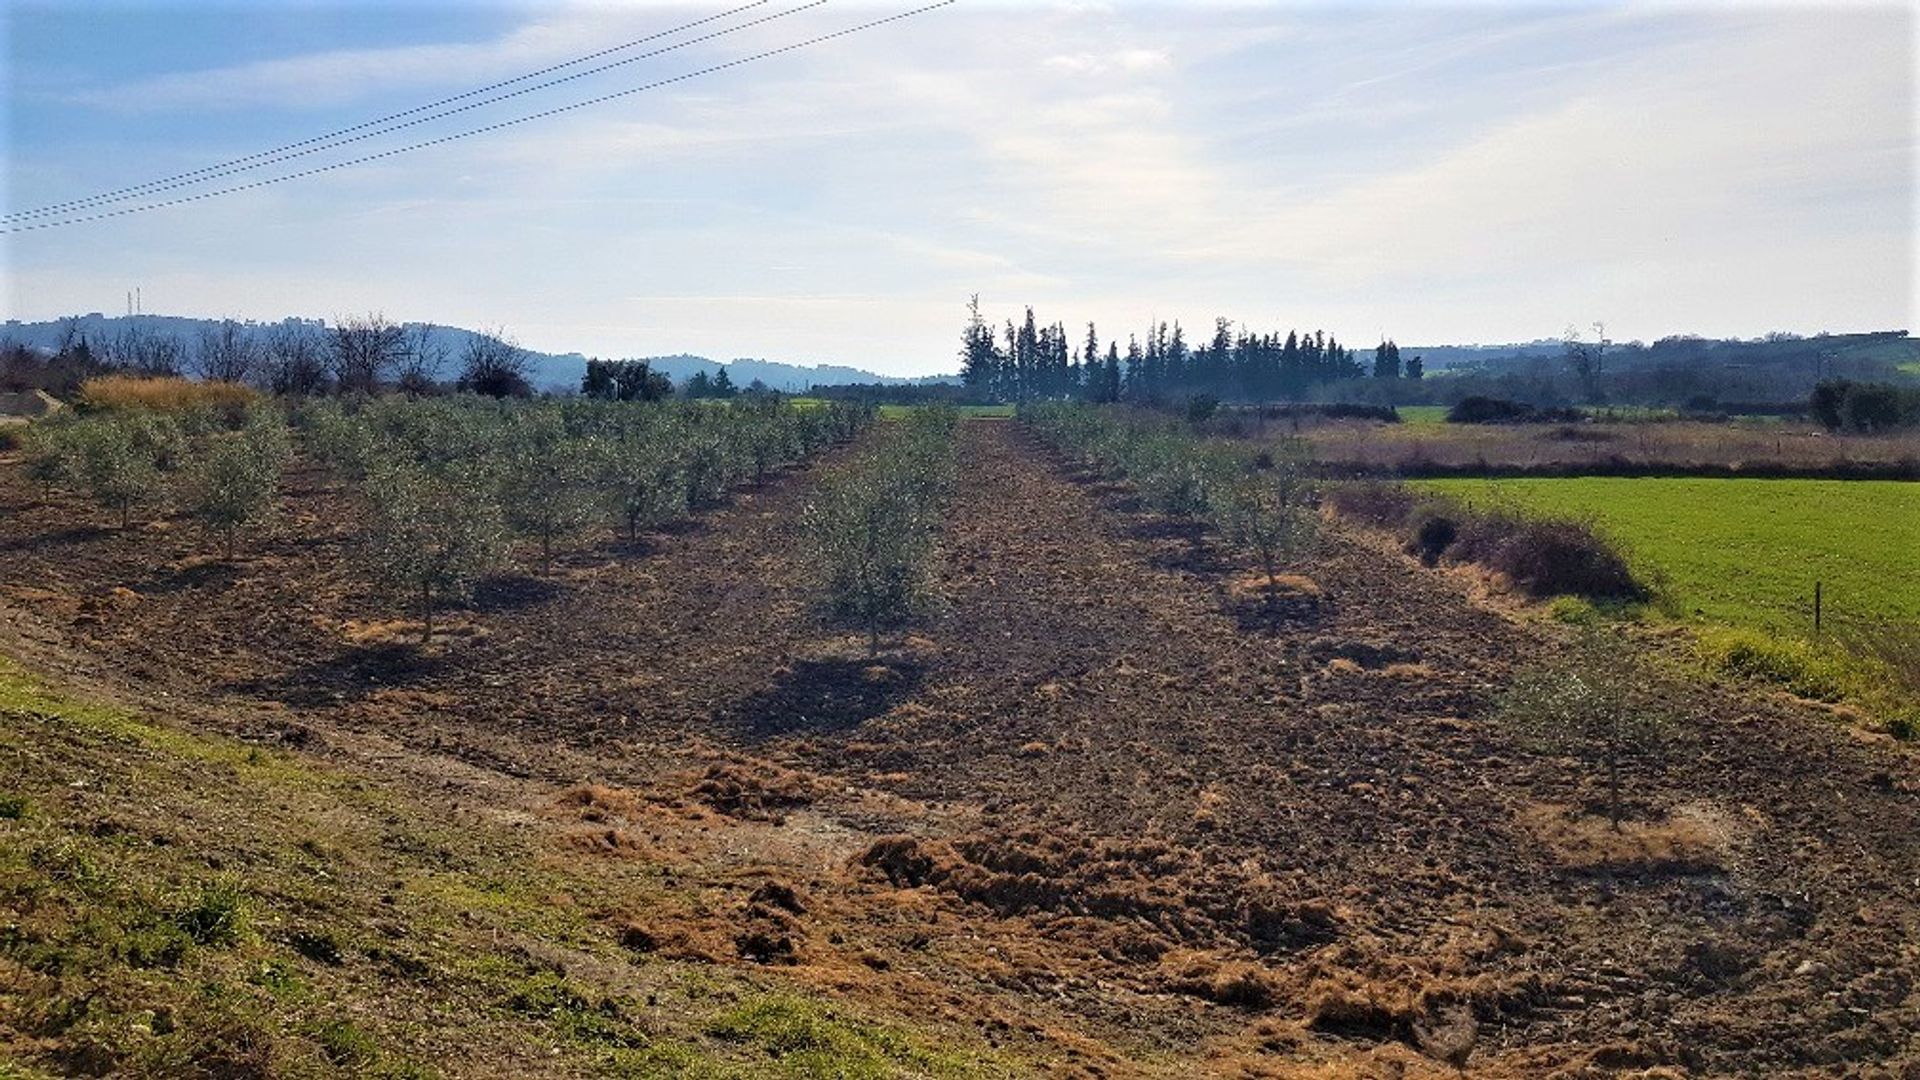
(1518, 802, 1735, 871)
(77, 375, 258, 414)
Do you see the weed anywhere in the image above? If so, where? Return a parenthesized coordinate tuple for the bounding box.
(122, 922, 194, 969)
(1696, 628, 1849, 702)
(172, 878, 249, 947)
(309, 1018, 381, 1069)
(287, 927, 344, 965)
(0, 793, 28, 819)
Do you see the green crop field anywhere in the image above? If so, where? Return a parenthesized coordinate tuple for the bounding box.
(1396, 404, 1450, 426)
(1414, 477, 1920, 637)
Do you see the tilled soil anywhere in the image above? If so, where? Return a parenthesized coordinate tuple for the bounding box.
(1, 422, 1916, 1077)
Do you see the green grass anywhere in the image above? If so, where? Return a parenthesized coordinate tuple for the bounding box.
(0, 657, 1023, 1077)
(1415, 477, 1920, 729)
(1414, 477, 1920, 635)
(1396, 405, 1449, 426)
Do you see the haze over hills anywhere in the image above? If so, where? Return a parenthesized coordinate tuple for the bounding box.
(0, 313, 944, 392)
(6, 314, 1913, 395)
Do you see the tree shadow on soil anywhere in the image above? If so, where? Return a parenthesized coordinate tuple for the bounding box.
(1124, 518, 1234, 575)
(1225, 593, 1327, 635)
(725, 658, 927, 740)
(139, 559, 242, 595)
(0, 523, 109, 553)
(228, 642, 448, 706)
(470, 573, 563, 613)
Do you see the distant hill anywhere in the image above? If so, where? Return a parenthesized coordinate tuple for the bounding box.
(0, 313, 943, 393)
(1399, 340, 1566, 371)
(1406, 331, 1918, 377)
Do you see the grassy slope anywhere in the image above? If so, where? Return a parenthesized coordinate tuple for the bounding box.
(1414, 477, 1920, 635)
(0, 658, 1013, 1079)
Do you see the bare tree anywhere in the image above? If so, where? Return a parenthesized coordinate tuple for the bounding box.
(396, 323, 449, 396)
(1563, 321, 1609, 402)
(194, 318, 259, 383)
(261, 321, 330, 396)
(105, 321, 187, 376)
(330, 313, 406, 395)
(457, 328, 532, 398)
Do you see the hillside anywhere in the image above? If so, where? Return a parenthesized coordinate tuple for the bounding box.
(0, 314, 936, 393)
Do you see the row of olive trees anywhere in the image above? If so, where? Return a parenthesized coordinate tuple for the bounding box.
(22, 406, 290, 550)
(801, 407, 960, 652)
(296, 396, 873, 641)
(1021, 403, 1318, 603)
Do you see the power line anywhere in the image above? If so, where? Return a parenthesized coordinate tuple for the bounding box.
(2, 2, 953, 236)
(5, 1, 817, 222)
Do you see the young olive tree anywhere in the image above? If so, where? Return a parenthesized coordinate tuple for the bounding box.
(498, 413, 600, 569)
(360, 460, 509, 644)
(596, 422, 686, 544)
(802, 412, 954, 653)
(803, 472, 939, 654)
(1497, 633, 1673, 827)
(1217, 459, 1317, 604)
(186, 407, 290, 558)
(20, 419, 77, 501)
(71, 415, 163, 528)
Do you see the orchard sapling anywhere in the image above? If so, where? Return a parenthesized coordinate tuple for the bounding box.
(1497, 633, 1673, 827)
(361, 460, 509, 644)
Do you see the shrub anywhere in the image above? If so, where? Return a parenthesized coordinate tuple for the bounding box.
(1498, 632, 1673, 826)
(1323, 482, 1419, 529)
(1408, 514, 1458, 566)
(1446, 396, 1583, 424)
(1329, 482, 1644, 600)
(1186, 394, 1221, 424)
(1810, 379, 1920, 432)
(1458, 514, 1643, 599)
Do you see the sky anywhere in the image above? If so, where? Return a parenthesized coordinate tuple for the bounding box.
(2, 0, 1914, 376)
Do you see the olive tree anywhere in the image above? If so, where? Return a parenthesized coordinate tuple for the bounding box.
(360, 460, 509, 644)
(498, 412, 599, 569)
(70, 416, 162, 528)
(1497, 633, 1674, 827)
(185, 407, 290, 558)
(19, 419, 77, 501)
(801, 411, 955, 653)
(1217, 459, 1317, 604)
(596, 423, 686, 544)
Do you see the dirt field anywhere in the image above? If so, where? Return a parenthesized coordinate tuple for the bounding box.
(3, 420, 1918, 1077)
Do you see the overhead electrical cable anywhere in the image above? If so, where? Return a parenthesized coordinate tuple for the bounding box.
(2, 1, 955, 235)
(5, 1, 821, 222)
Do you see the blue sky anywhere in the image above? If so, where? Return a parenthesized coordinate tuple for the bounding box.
(3, 1, 1913, 375)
